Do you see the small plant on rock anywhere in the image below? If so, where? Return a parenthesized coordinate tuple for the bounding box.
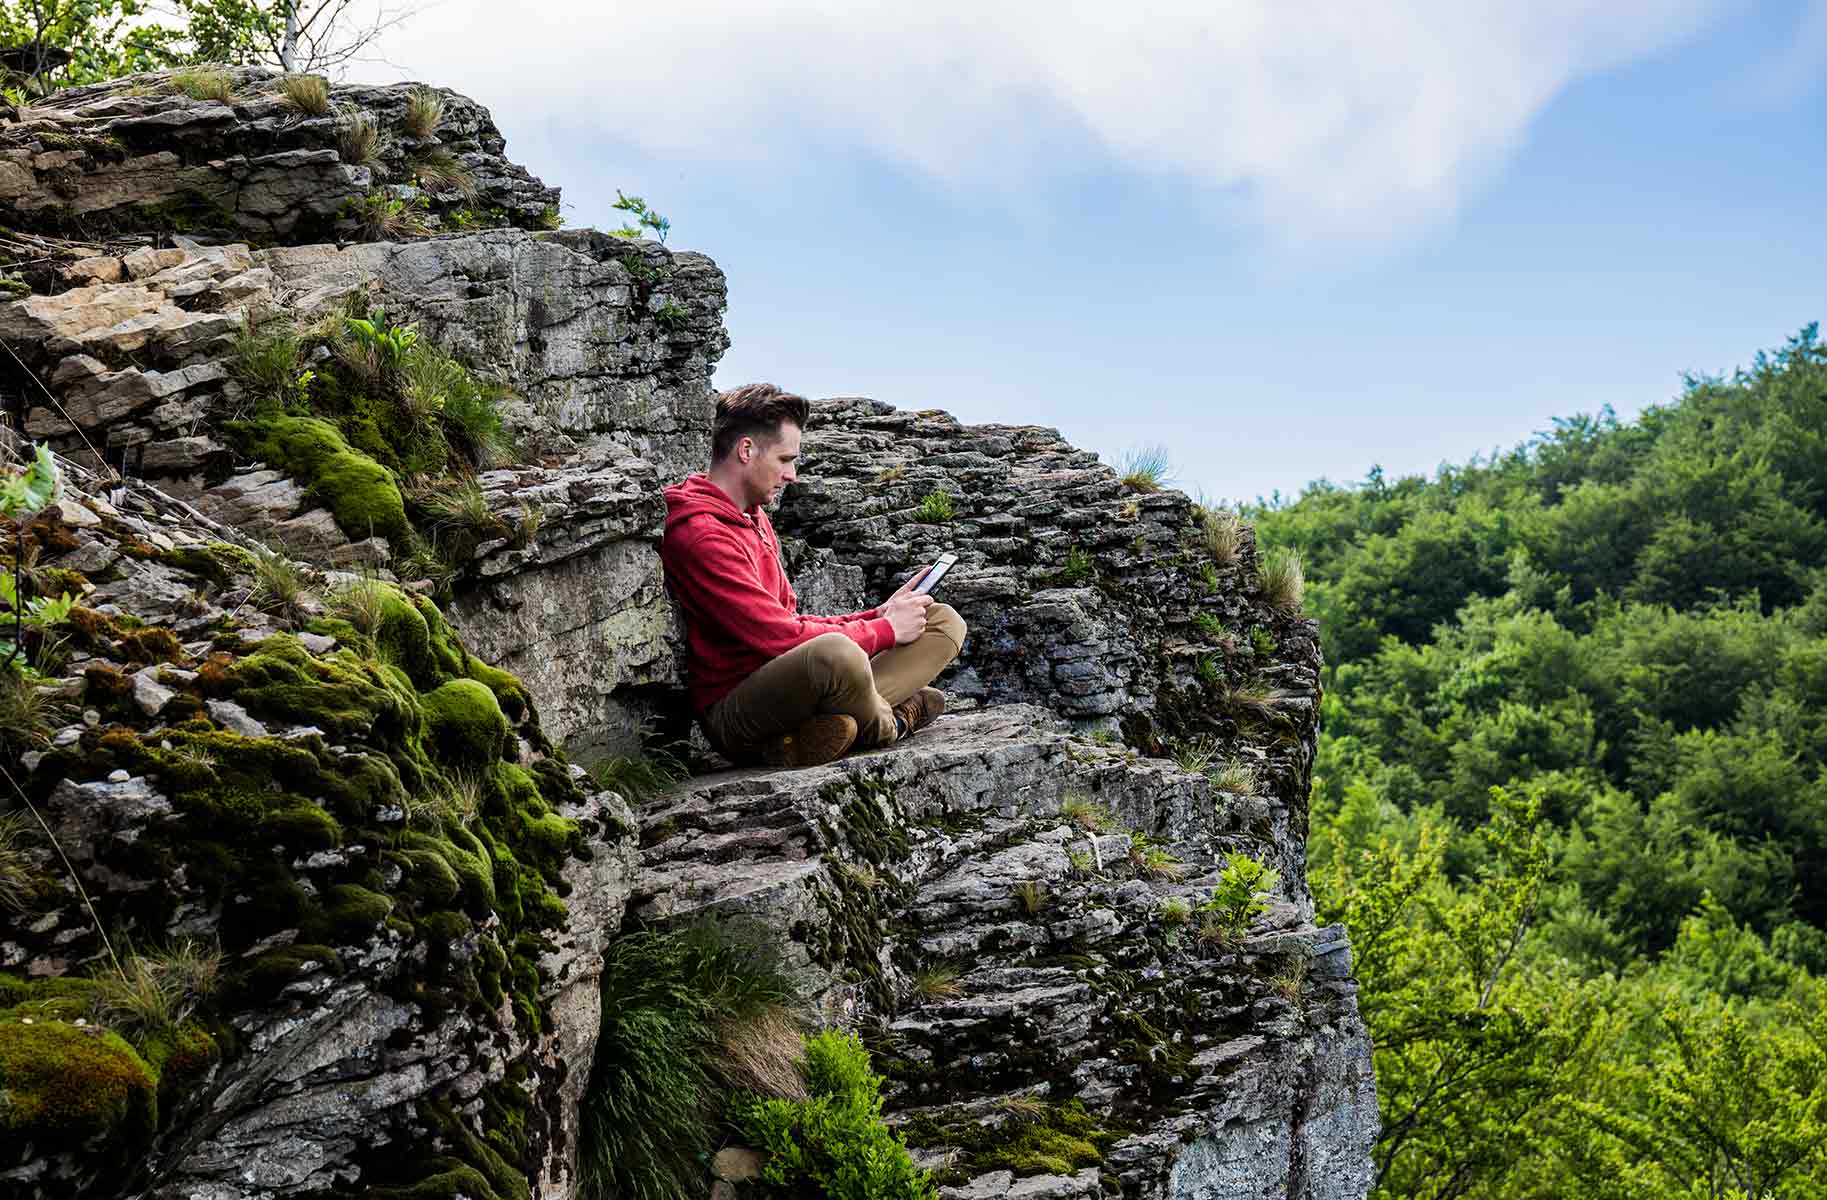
(654, 301, 689, 333)
(1060, 793, 1114, 832)
(1250, 627, 1277, 659)
(1066, 847, 1094, 876)
(1259, 545, 1305, 613)
(1128, 831, 1187, 881)
(1268, 954, 1308, 1003)
(1, 446, 77, 675)
(172, 68, 234, 102)
(1160, 895, 1192, 926)
(250, 549, 315, 619)
(1215, 676, 1287, 723)
(1192, 611, 1228, 641)
(351, 191, 432, 240)
(416, 478, 508, 561)
(402, 86, 445, 138)
(231, 321, 305, 412)
(1173, 737, 1218, 775)
(1014, 879, 1049, 916)
(1117, 444, 1171, 493)
(610, 189, 671, 242)
(1058, 545, 1096, 585)
(280, 73, 330, 115)
(94, 941, 222, 1036)
(913, 490, 956, 523)
(1198, 853, 1280, 945)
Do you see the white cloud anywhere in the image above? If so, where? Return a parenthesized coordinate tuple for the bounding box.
(359, 0, 1722, 251)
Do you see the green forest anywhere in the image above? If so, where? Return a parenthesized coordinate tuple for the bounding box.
(1251, 327, 1827, 1199)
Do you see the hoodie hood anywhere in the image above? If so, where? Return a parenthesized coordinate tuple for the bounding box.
(664, 473, 751, 534)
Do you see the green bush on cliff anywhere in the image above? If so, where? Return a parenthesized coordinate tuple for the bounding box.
(730, 1029, 936, 1200)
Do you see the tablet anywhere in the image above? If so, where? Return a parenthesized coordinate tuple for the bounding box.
(912, 552, 959, 596)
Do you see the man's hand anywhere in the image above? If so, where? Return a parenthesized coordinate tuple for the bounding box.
(883, 591, 933, 644)
(889, 564, 932, 601)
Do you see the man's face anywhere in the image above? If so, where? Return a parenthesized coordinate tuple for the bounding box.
(740, 421, 801, 508)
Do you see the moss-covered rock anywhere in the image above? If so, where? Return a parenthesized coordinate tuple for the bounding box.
(235, 415, 411, 548)
(423, 678, 510, 766)
(0, 1020, 158, 1151)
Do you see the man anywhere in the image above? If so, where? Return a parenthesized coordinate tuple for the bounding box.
(661, 383, 967, 768)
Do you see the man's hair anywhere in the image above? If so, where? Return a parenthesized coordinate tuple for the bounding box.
(712, 383, 809, 462)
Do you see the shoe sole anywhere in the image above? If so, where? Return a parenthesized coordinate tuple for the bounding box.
(761, 714, 859, 769)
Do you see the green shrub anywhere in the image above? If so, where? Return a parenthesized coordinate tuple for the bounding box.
(579, 922, 801, 1200)
(1200, 853, 1279, 944)
(912, 491, 955, 523)
(729, 1030, 936, 1200)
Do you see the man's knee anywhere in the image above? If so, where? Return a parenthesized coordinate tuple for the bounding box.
(928, 603, 966, 654)
(807, 632, 872, 688)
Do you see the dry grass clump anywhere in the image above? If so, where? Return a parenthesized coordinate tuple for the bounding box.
(1201, 507, 1246, 565)
(281, 73, 330, 115)
(326, 576, 389, 645)
(1268, 955, 1309, 1002)
(172, 69, 234, 102)
(1060, 792, 1115, 832)
(338, 110, 387, 167)
(911, 961, 964, 1002)
(251, 550, 316, 619)
(412, 147, 477, 200)
(0, 812, 40, 913)
(94, 942, 222, 1035)
(417, 478, 508, 559)
(403, 87, 445, 138)
(1117, 444, 1172, 493)
(1215, 677, 1289, 723)
(0, 672, 58, 763)
(714, 1005, 810, 1101)
(1259, 545, 1305, 613)
(1206, 758, 1262, 797)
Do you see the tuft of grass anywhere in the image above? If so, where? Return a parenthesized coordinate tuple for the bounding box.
(1060, 793, 1114, 832)
(231, 321, 303, 412)
(1259, 545, 1305, 613)
(1058, 545, 1096, 585)
(0, 673, 58, 763)
(1160, 896, 1192, 926)
(172, 69, 234, 102)
(250, 550, 315, 619)
(591, 748, 689, 805)
(911, 961, 964, 1002)
(352, 191, 432, 240)
(1066, 847, 1094, 875)
(280, 73, 330, 115)
(1215, 677, 1288, 723)
(438, 369, 514, 468)
(1192, 612, 1228, 641)
(1194, 654, 1221, 687)
(417, 479, 508, 560)
(94, 941, 222, 1036)
(399, 534, 462, 598)
(873, 463, 907, 484)
(997, 1094, 1049, 1123)
(337, 110, 387, 167)
(715, 1004, 810, 1101)
(1205, 758, 1262, 797)
(402, 86, 445, 138)
(912, 490, 956, 523)
(413, 146, 478, 200)
(1128, 831, 1187, 881)
(0, 811, 40, 913)
(580, 919, 802, 1200)
(1014, 879, 1049, 916)
(1173, 737, 1219, 775)
(1268, 955, 1309, 1002)
(326, 576, 389, 646)
(1117, 444, 1172, 493)
(1201, 507, 1245, 565)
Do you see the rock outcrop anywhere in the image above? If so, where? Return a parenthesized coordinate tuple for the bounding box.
(0, 66, 1374, 1200)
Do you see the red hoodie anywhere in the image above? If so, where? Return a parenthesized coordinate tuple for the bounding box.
(661, 473, 896, 712)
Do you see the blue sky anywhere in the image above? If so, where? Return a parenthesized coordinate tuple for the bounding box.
(371, 1, 1827, 504)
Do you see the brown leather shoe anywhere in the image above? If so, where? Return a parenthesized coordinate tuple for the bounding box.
(761, 714, 859, 769)
(891, 687, 946, 740)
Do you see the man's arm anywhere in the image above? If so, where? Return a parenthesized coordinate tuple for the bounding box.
(670, 525, 896, 658)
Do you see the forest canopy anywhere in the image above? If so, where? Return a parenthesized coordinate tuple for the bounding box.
(1252, 326, 1827, 1200)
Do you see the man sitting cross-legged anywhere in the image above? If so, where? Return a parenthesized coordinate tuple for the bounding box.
(660, 383, 967, 768)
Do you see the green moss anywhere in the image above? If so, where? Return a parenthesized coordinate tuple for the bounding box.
(235, 415, 411, 548)
(266, 803, 343, 850)
(903, 1099, 1122, 1185)
(423, 678, 509, 766)
(159, 541, 259, 585)
(322, 883, 394, 940)
(0, 1021, 158, 1150)
(239, 944, 343, 1002)
(139, 1020, 222, 1103)
(465, 657, 530, 722)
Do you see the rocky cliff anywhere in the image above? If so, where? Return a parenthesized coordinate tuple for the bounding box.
(0, 68, 1373, 1200)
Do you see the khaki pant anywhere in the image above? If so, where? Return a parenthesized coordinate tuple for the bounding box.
(704, 604, 967, 760)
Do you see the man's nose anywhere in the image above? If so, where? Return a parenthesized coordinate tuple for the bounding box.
(783, 465, 796, 482)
